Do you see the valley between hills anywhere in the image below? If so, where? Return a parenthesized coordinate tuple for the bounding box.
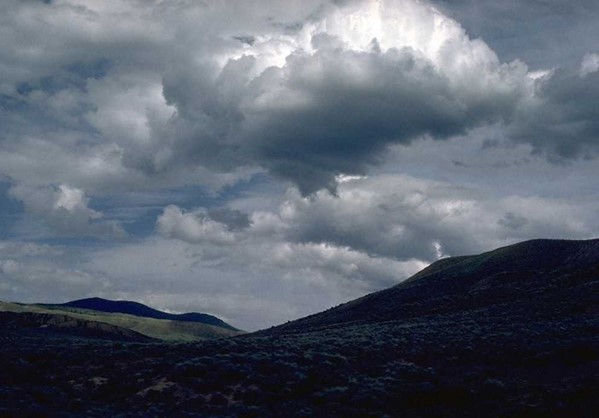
(1, 238, 598, 417)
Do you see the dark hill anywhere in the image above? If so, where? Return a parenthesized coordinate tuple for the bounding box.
(52, 297, 238, 331)
(1, 238, 597, 417)
(264, 238, 599, 333)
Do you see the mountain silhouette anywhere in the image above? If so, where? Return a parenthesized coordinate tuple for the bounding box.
(53, 297, 238, 331)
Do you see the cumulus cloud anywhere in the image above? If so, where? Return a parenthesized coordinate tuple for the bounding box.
(155, 171, 599, 270)
(158, 172, 599, 267)
(157, 205, 236, 245)
(0, 0, 255, 194)
(156, 201, 424, 288)
(207, 207, 252, 231)
(274, 175, 596, 260)
(0, 0, 533, 196)
(1, 0, 597, 196)
(0, 241, 107, 304)
(509, 65, 599, 159)
(580, 52, 599, 77)
(160, 0, 531, 193)
(431, 0, 599, 70)
(8, 184, 126, 239)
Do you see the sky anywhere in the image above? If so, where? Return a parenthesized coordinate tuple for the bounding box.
(0, 0, 598, 331)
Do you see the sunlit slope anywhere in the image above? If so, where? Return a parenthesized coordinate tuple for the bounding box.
(0, 301, 243, 341)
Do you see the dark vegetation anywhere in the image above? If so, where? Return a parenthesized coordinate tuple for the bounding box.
(0, 311, 152, 342)
(1, 239, 598, 417)
(52, 297, 238, 331)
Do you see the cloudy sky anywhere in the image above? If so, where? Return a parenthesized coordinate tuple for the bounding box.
(1, 0, 598, 331)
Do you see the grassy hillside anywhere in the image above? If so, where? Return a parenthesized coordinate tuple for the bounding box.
(0, 301, 243, 342)
(55, 297, 239, 331)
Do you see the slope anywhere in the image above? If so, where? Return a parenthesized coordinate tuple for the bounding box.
(0, 301, 243, 341)
(264, 238, 599, 333)
(0, 311, 153, 342)
(53, 297, 238, 331)
(1, 238, 597, 417)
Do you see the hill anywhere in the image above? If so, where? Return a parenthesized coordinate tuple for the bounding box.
(263, 238, 599, 334)
(1, 238, 597, 417)
(0, 311, 153, 342)
(0, 301, 243, 342)
(53, 297, 238, 331)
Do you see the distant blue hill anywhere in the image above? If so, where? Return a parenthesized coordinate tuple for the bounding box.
(50, 297, 238, 331)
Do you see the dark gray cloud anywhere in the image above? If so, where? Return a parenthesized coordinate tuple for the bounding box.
(156, 0, 531, 194)
(207, 208, 251, 231)
(429, 0, 599, 162)
(237, 46, 523, 194)
(498, 212, 529, 231)
(510, 68, 599, 158)
(0, 0, 597, 197)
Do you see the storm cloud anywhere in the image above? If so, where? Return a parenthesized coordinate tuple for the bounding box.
(510, 65, 599, 159)
(2, 0, 588, 196)
(159, 0, 532, 193)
